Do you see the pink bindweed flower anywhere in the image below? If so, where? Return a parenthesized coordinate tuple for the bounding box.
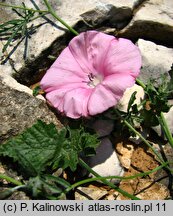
(40, 31, 141, 119)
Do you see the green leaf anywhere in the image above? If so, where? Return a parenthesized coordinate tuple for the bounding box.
(27, 175, 69, 199)
(2, 22, 24, 52)
(52, 127, 100, 171)
(27, 176, 45, 198)
(44, 174, 71, 189)
(127, 91, 137, 113)
(0, 120, 64, 176)
(0, 120, 99, 176)
(32, 85, 41, 96)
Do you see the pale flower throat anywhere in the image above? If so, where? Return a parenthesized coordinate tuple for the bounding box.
(87, 73, 103, 88)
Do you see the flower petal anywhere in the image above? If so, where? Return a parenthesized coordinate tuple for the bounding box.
(63, 88, 92, 118)
(69, 30, 115, 76)
(88, 73, 136, 115)
(88, 84, 117, 115)
(46, 88, 67, 113)
(102, 73, 135, 97)
(40, 47, 86, 92)
(40, 30, 142, 119)
(104, 38, 141, 77)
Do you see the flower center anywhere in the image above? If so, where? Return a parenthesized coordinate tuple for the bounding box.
(87, 73, 102, 88)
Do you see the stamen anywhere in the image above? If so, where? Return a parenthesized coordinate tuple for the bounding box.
(88, 73, 94, 81)
(86, 73, 102, 88)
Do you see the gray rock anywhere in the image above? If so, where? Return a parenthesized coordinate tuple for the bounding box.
(87, 118, 114, 138)
(81, 0, 145, 29)
(137, 39, 173, 83)
(0, 78, 62, 143)
(0, 0, 145, 85)
(119, 0, 173, 46)
(117, 84, 145, 112)
(85, 138, 124, 183)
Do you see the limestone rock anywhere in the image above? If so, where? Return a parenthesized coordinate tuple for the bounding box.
(75, 186, 107, 200)
(117, 84, 145, 112)
(87, 119, 114, 138)
(84, 138, 124, 183)
(0, 70, 43, 97)
(119, 179, 170, 200)
(118, 0, 173, 46)
(137, 39, 173, 83)
(0, 0, 145, 85)
(117, 143, 169, 200)
(81, 0, 145, 29)
(0, 78, 62, 143)
(115, 141, 135, 169)
(136, 180, 170, 200)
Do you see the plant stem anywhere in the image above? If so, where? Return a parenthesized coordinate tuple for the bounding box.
(115, 110, 163, 161)
(65, 162, 168, 194)
(115, 109, 173, 173)
(29, 12, 50, 22)
(124, 120, 164, 162)
(136, 78, 146, 89)
(136, 77, 173, 147)
(0, 3, 47, 13)
(0, 174, 23, 186)
(158, 112, 173, 149)
(0, 185, 26, 199)
(0, 1, 79, 36)
(43, 0, 79, 36)
(78, 158, 140, 200)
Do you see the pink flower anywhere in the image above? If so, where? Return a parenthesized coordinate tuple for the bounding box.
(40, 31, 141, 119)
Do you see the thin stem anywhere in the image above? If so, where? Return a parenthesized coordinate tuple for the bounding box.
(29, 12, 50, 22)
(78, 158, 140, 200)
(0, 185, 26, 199)
(136, 78, 146, 89)
(115, 109, 173, 173)
(136, 78, 173, 168)
(0, 3, 47, 13)
(124, 120, 164, 162)
(65, 162, 168, 194)
(158, 112, 173, 149)
(0, 174, 23, 186)
(43, 0, 79, 36)
(115, 110, 163, 162)
(11, 185, 26, 191)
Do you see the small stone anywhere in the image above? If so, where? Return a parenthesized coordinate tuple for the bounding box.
(135, 180, 170, 200)
(75, 186, 107, 200)
(115, 140, 135, 169)
(131, 145, 159, 179)
(88, 119, 114, 138)
(117, 84, 145, 112)
(84, 138, 124, 183)
(117, 83, 146, 140)
(119, 179, 170, 200)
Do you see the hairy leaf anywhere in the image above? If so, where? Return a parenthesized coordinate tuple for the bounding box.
(0, 120, 99, 176)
